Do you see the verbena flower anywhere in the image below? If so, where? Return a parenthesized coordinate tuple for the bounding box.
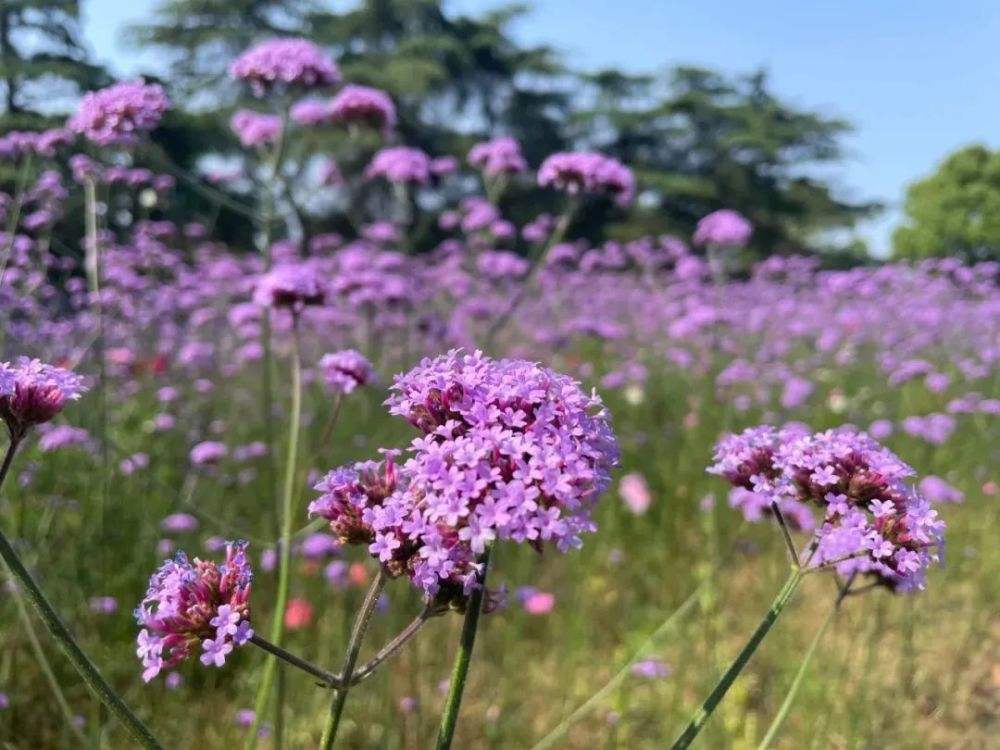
(365, 147, 432, 185)
(0, 358, 87, 438)
(252, 263, 326, 309)
(230, 110, 282, 148)
(537, 151, 635, 206)
(328, 85, 396, 132)
(710, 426, 946, 591)
(319, 350, 376, 394)
(229, 38, 340, 96)
(189, 441, 228, 466)
(68, 81, 169, 146)
(313, 350, 619, 602)
(135, 541, 252, 682)
(468, 137, 527, 176)
(693, 209, 752, 247)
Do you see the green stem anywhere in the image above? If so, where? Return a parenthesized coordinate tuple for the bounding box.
(0, 438, 162, 748)
(756, 596, 838, 749)
(320, 568, 388, 749)
(349, 606, 436, 685)
(4, 560, 86, 743)
(246, 316, 303, 748)
(483, 204, 574, 347)
(670, 567, 804, 749)
(532, 581, 705, 750)
(435, 547, 493, 750)
(249, 634, 339, 686)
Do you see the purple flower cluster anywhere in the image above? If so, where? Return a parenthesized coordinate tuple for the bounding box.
(365, 147, 432, 185)
(68, 81, 169, 147)
(311, 350, 619, 600)
(0, 358, 87, 438)
(319, 349, 376, 394)
(253, 263, 326, 310)
(537, 151, 635, 206)
(710, 426, 945, 591)
(0, 129, 74, 161)
(328, 85, 397, 132)
(229, 38, 340, 96)
(135, 541, 253, 681)
(467, 137, 527, 176)
(230, 110, 282, 148)
(693, 209, 753, 247)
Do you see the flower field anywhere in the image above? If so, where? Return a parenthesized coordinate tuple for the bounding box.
(0, 32, 998, 750)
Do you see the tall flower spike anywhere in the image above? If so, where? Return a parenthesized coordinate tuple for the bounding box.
(0, 358, 87, 438)
(135, 541, 253, 682)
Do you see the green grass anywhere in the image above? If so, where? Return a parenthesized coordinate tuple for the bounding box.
(0, 357, 996, 748)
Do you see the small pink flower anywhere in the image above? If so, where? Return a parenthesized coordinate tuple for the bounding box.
(284, 598, 314, 630)
(522, 591, 556, 615)
(618, 473, 652, 515)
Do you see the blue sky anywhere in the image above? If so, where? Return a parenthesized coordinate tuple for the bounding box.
(82, 0, 1000, 256)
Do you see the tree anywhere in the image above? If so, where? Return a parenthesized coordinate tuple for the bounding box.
(0, 0, 106, 126)
(892, 144, 1000, 263)
(126, 0, 320, 102)
(575, 66, 879, 256)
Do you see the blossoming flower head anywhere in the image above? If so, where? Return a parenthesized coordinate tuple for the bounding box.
(365, 147, 432, 185)
(319, 350, 376, 394)
(314, 350, 619, 603)
(230, 110, 282, 148)
(467, 137, 527, 176)
(68, 81, 169, 146)
(0, 358, 87, 438)
(252, 263, 326, 310)
(229, 38, 340, 96)
(189, 441, 227, 466)
(537, 151, 635, 206)
(693, 209, 752, 247)
(135, 541, 252, 682)
(328, 85, 396, 132)
(709, 425, 946, 592)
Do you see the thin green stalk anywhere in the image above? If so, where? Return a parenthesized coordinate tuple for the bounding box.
(83, 177, 110, 565)
(246, 317, 303, 748)
(756, 599, 835, 748)
(532, 582, 705, 750)
(4, 561, 86, 743)
(320, 568, 388, 749)
(0, 438, 162, 748)
(248, 634, 340, 686)
(484, 204, 575, 346)
(670, 567, 804, 749)
(435, 547, 493, 750)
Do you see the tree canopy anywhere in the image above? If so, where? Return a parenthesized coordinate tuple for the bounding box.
(892, 144, 1000, 263)
(0, 0, 107, 126)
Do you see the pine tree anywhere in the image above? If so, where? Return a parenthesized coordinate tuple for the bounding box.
(0, 0, 106, 125)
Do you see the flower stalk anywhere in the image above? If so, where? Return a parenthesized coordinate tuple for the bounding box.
(0, 437, 162, 749)
(247, 314, 304, 748)
(670, 565, 804, 749)
(320, 567, 389, 749)
(435, 547, 493, 750)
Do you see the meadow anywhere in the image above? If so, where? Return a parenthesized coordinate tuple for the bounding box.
(0, 38, 998, 750)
